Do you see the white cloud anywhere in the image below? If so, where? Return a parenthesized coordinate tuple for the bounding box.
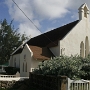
(5, 0, 41, 37)
(5, 0, 34, 22)
(32, 0, 69, 19)
(67, 0, 90, 10)
(5, 0, 70, 37)
(5, 0, 90, 37)
(6, 0, 70, 20)
(18, 22, 41, 37)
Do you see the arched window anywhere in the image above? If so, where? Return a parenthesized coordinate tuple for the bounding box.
(85, 36, 89, 57)
(24, 55, 26, 60)
(61, 48, 65, 55)
(80, 41, 84, 57)
(23, 63, 24, 72)
(25, 63, 27, 72)
(84, 6, 87, 18)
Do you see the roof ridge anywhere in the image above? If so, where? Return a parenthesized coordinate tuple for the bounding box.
(31, 20, 79, 38)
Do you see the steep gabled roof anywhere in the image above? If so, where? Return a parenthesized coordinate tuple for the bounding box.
(12, 20, 79, 55)
(29, 45, 54, 60)
(13, 48, 23, 55)
(27, 20, 79, 47)
(11, 42, 25, 55)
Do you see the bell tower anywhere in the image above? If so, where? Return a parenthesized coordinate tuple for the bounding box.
(78, 3, 89, 20)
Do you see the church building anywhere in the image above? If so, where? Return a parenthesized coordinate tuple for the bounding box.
(9, 3, 90, 77)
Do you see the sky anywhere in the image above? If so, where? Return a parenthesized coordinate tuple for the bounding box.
(0, 0, 90, 38)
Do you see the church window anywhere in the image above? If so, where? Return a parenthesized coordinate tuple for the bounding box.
(80, 41, 84, 57)
(85, 36, 89, 57)
(61, 48, 65, 55)
(25, 62, 27, 72)
(24, 55, 26, 59)
(24, 55, 26, 60)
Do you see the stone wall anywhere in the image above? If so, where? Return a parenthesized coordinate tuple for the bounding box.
(0, 79, 29, 90)
(0, 80, 16, 89)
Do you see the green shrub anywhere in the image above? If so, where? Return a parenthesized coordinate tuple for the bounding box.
(4, 66, 20, 75)
(33, 55, 90, 80)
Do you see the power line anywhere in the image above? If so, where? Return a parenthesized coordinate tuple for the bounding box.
(12, 0, 40, 32)
(12, 0, 57, 46)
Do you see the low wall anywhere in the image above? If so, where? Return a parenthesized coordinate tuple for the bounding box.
(0, 77, 29, 81)
(0, 75, 16, 78)
(0, 81, 16, 89)
(0, 72, 21, 81)
(0, 72, 29, 89)
(0, 77, 29, 89)
(29, 72, 67, 90)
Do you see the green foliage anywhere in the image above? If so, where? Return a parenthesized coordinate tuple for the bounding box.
(33, 55, 90, 79)
(4, 66, 20, 75)
(0, 19, 28, 64)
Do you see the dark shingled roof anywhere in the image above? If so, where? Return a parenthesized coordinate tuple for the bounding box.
(29, 45, 54, 60)
(27, 20, 79, 47)
(14, 48, 23, 55)
(13, 20, 79, 55)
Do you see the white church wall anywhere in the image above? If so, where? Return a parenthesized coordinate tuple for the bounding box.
(9, 54, 20, 68)
(12, 54, 20, 68)
(50, 3, 90, 57)
(60, 19, 90, 57)
(20, 44, 32, 77)
(31, 58, 42, 72)
(50, 41, 60, 57)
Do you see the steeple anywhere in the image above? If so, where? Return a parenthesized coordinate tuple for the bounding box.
(78, 3, 89, 20)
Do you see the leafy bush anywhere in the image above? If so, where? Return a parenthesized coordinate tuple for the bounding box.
(4, 66, 20, 75)
(33, 55, 90, 79)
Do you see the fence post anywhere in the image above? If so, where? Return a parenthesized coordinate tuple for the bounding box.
(58, 76, 67, 90)
(58, 76, 61, 90)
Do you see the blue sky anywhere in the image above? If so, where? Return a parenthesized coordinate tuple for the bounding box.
(0, 0, 90, 37)
(0, 0, 10, 22)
